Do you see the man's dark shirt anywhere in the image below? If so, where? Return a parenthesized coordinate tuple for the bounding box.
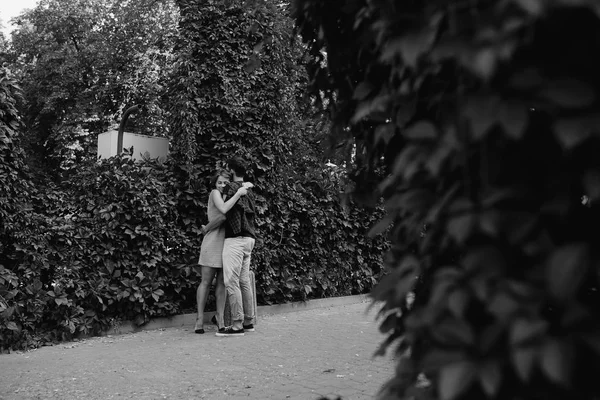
(223, 181, 257, 239)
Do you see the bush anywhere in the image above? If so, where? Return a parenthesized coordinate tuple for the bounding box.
(253, 166, 387, 303)
(1, 155, 204, 349)
(1, 150, 387, 350)
(296, 1, 600, 399)
(0, 66, 44, 349)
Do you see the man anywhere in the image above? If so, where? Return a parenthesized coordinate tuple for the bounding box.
(216, 157, 257, 337)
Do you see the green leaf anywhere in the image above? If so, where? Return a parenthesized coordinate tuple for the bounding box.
(6, 321, 20, 331)
(425, 184, 459, 224)
(379, 311, 398, 334)
(253, 41, 264, 53)
(447, 289, 469, 318)
(438, 361, 476, 400)
(55, 297, 70, 306)
(367, 215, 395, 238)
(513, 0, 544, 15)
(374, 331, 403, 357)
(510, 318, 548, 345)
(540, 339, 572, 386)
(472, 278, 489, 302)
(374, 124, 395, 145)
(351, 95, 392, 124)
(546, 243, 589, 301)
(426, 143, 453, 177)
(463, 246, 506, 276)
(433, 317, 475, 346)
(508, 68, 544, 90)
(380, 28, 437, 67)
(430, 274, 456, 305)
(395, 100, 416, 127)
(243, 54, 261, 73)
(541, 78, 596, 109)
(386, 189, 432, 213)
(498, 101, 528, 139)
(447, 214, 475, 245)
(421, 350, 468, 373)
(134, 314, 145, 326)
(353, 81, 374, 100)
(488, 291, 519, 321)
(464, 95, 500, 140)
(371, 256, 418, 304)
(480, 323, 504, 353)
(512, 347, 537, 381)
(471, 48, 497, 79)
(478, 360, 502, 397)
(580, 331, 600, 355)
(583, 169, 600, 201)
(403, 120, 437, 140)
(554, 114, 600, 149)
(561, 302, 591, 327)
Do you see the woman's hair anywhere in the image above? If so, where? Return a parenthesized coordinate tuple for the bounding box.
(209, 169, 231, 188)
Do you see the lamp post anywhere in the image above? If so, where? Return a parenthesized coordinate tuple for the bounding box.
(117, 105, 141, 155)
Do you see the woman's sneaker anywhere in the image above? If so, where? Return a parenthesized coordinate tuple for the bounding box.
(242, 324, 255, 332)
(215, 327, 244, 337)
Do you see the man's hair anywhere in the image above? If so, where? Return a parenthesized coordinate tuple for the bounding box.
(209, 169, 231, 188)
(227, 157, 247, 178)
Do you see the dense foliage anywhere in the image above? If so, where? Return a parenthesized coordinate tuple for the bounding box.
(1, 0, 388, 351)
(168, 0, 386, 302)
(295, 0, 600, 399)
(170, 0, 297, 164)
(0, 151, 386, 350)
(0, 67, 45, 348)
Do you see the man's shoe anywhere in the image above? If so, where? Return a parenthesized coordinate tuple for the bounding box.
(242, 324, 255, 332)
(215, 327, 244, 337)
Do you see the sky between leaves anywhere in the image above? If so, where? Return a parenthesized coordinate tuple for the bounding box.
(0, 0, 38, 38)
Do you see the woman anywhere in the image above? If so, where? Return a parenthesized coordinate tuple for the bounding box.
(194, 170, 252, 334)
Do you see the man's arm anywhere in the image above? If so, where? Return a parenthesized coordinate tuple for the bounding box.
(201, 213, 226, 234)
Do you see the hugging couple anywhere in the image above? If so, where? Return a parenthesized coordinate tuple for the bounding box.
(195, 157, 257, 337)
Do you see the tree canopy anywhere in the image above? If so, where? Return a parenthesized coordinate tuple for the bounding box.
(7, 0, 178, 177)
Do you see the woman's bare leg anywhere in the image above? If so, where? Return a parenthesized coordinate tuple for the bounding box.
(215, 269, 226, 329)
(195, 266, 217, 332)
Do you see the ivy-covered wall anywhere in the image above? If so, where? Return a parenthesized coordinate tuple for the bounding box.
(0, 151, 386, 350)
(163, 0, 388, 302)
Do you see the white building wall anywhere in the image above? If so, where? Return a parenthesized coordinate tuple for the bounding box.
(97, 130, 169, 161)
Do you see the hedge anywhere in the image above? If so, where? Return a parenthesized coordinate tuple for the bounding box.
(0, 150, 387, 350)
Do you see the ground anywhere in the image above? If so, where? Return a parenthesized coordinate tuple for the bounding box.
(0, 302, 396, 400)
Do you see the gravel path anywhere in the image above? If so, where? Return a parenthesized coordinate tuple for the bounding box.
(0, 302, 396, 399)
